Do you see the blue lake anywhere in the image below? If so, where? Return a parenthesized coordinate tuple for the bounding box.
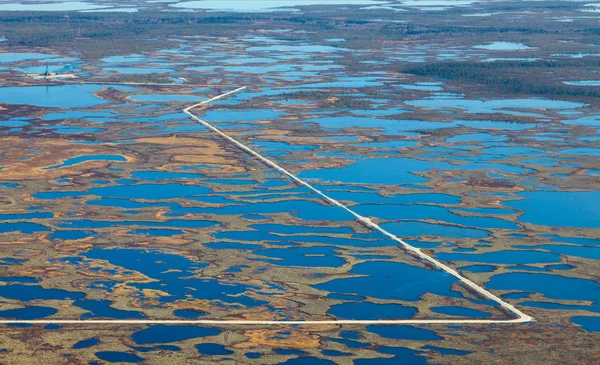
(0, 52, 58, 63)
(132, 325, 220, 344)
(0, 306, 57, 320)
(73, 337, 100, 349)
(173, 0, 388, 11)
(301, 157, 528, 185)
(506, 192, 600, 228)
(572, 316, 600, 332)
(315, 261, 460, 301)
(195, 344, 233, 356)
(406, 98, 584, 114)
(43, 155, 126, 170)
(0, 85, 135, 108)
(95, 352, 144, 363)
(0, 284, 84, 302)
(474, 42, 533, 51)
(488, 273, 600, 312)
(0, 222, 50, 234)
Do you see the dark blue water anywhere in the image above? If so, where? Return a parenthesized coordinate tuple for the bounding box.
(0, 276, 39, 284)
(460, 265, 496, 273)
(488, 273, 600, 312)
(73, 337, 100, 349)
(95, 351, 144, 363)
(506, 192, 600, 228)
(301, 157, 528, 185)
(0, 306, 57, 320)
(0, 222, 50, 234)
(571, 316, 600, 332)
(173, 309, 207, 319)
(314, 261, 459, 301)
(357, 346, 429, 365)
(195, 343, 233, 356)
(50, 230, 94, 240)
(43, 155, 126, 170)
(132, 325, 220, 344)
(0, 212, 53, 220)
(0, 284, 84, 302)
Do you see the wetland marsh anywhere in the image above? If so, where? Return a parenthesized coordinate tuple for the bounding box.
(0, 0, 599, 364)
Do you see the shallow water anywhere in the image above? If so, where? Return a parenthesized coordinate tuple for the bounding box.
(0, 84, 134, 108)
(473, 42, 534, 51)
(0, 52, 59, 63)
(173, 0, 388, 11)
(407, 98, 584, 114)
(0, 2, 109, 11)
